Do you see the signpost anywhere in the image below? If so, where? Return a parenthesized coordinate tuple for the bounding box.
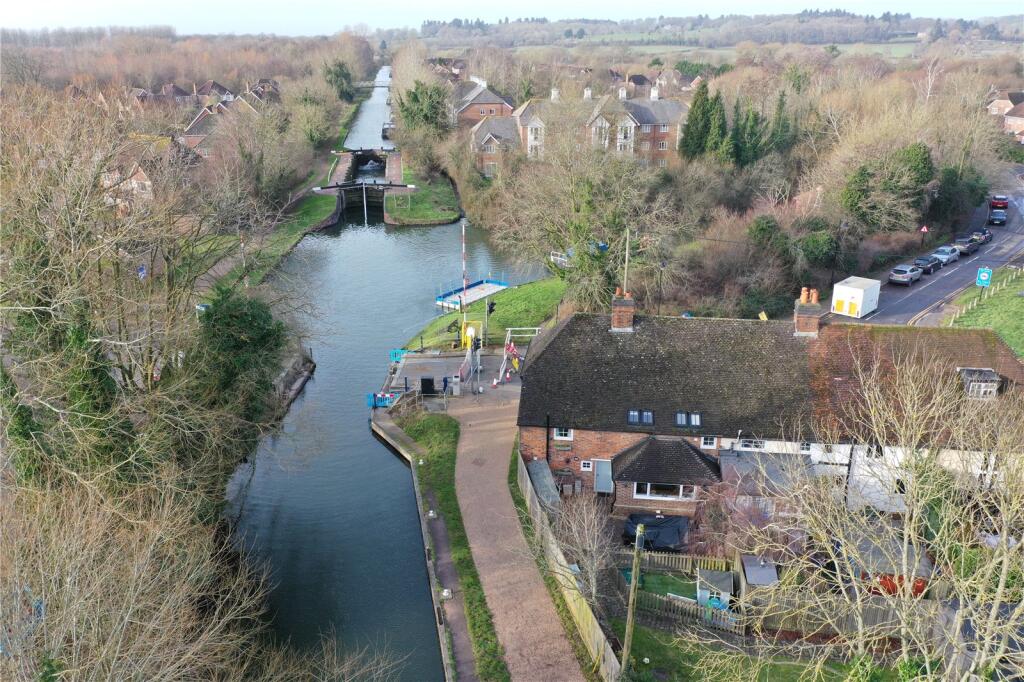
(919, 224, 928, 247)
(976, 267, 992, 288)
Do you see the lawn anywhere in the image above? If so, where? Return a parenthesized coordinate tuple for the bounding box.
(641, 573, 697, 600)
(218, 193, 336, 288)
(610, 620, 895, 681)
(384, 165, 461, 225)
(398, 413, 511, 682)
(951, 268, 1024, 357)
(407, 277, 566, 350)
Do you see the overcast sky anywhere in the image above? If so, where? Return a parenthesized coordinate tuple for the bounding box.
(2, 0, 1016, 35)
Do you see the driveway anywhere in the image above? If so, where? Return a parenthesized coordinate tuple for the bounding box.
(449, 380, 585, 682)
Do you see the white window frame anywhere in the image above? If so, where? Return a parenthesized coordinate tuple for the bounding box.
(738, 438, 766, 450)
(479, 107, 487, 115)
(641, 124, 653, 133)
(580, 460, 593, 472)
(689, 412, 702, 427)
(658, 140, 668, 150)
(674, 411, 687, 427)
(799, 442, 812, 453)
(659, 123, 669, 132)
(627, 409, 640, 425)
(658, 158, 668, 167)
(553, 427, 574, 441)
(640, 410, 654, 426)
(701, 436, 716, 449)
(634, 482, 697, 500)
(482, 143, 495, 154)
(968, 381, 998, 399)
(640, 140, 651, 151)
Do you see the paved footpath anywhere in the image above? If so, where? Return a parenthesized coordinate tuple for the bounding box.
(449, 385, 585, 682)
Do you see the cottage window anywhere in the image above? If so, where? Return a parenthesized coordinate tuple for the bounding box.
(479, 108, 487, 115)
(799, 442, 812, 453)
(489, 107, 496, 115)
(627, 410, 640, 425)
(635, 483, 697, 500)
(674, 411, 687, 427)
(968, 381, 999, 399)
(701, 436, 716, 449)
(658, 140, 668, 151)
(618, 125, 631, 140)
(580, 460, 593, 472)
(482, 143, 495, 153)
(641, 410, 654, 425)
(689, 412, 702, 427)
(659, 124, 670, 132)
(529, 126, 543, 141)
(641, 124, 653, 133)
(658, 158, 668, 167)
(553, 427, 574, 441)
(738, 438, 765, 450)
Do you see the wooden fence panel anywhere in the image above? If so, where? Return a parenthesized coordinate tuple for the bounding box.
(518, 456, 622, 681)
(613, 548, 728, 574)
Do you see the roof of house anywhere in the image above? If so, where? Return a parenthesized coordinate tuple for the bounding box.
(453, 81, 512, 112)
(518, 313, 1024, 440)
(741, 554, 780, 587)
(627, 74, 651, 86)
(159, 83, 190, 97)
(471, 116, 519, 148)
(1005, 102, 1024, 119)
(992, 90, 1024, 106)
(719, 451, 810, 496)
(587, 94, 687, 126)
(612, 436, 722, 485)
(519, 314, 815, 438)
(195, 79, 232, 96)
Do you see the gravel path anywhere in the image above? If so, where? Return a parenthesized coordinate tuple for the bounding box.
(450, 385, 584, 682)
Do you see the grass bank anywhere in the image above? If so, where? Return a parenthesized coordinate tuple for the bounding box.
(385, 164, 461, 225)
(507, 442, 602, 682)
(218, 193, 336, 289)
(397, 412, 510, 682)
(408, 277, 566, 350)
(951, 268, 1024, 356)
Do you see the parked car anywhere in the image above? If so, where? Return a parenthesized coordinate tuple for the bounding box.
(932, 246, 960, 265)
(889, 264, 923, 285)
(990, 195, 1009, 210)
(954, 236, 980, 255)
(988, 210, 1007, 226)
(913, 254, 943, 274)
(972, 226, 995, 243)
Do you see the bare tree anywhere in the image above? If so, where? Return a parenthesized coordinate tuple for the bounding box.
(552, 494, 619, 612)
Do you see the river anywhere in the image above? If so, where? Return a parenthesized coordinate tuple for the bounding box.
(225, 66, 535, 679)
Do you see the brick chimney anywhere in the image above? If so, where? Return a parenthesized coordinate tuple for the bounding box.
(793, 287, 826, 337)
(611, 288, 636, 332)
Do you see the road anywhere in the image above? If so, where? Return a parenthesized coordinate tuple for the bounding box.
(836, 178, 1024, 327)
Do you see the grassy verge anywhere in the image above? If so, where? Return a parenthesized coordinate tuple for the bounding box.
(218, 193, 336, 289)
(507, 441, 602, 682)
(951, 268, 1024, 356)
(384, 164, 461, 225)
(398, 413, 510, 682)
(609, 620, 895, 681)
(408, 278, 566, 350)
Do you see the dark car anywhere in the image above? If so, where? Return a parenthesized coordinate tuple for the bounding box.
(888, 264, 923, 285)
(972, 226, 995, 243)
(988, 210, 1007, 226)
(990, 194, 1009, 210)
(913, 254, 943, 274)
(954, 236, 980, 255)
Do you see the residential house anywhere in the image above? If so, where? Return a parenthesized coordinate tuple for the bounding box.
(625, 73, 652, 98)
(1003, 102, 1024, 138)
(101, 134, 196, 211)
(178, 98, 257, 159)
(517, 290, 1024, 522)
(586, 89, 687, 167)
(194, 79, 235, 103)
(986, 90, 1024, 117)
(157, 83, 198, 106)
(243, 79, 281, 105)
(469, 116, 518, 177)
(451, 77, 513, 127)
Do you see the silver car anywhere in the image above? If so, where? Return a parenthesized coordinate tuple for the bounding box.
(889, 264, 923, 286)
(932, 246, 960, 265)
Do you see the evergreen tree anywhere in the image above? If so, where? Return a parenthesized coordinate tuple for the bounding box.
(679, 80, 711, 159)
(705, 93, 730, 162)
(768, 90, 793, 152)
(729, 98, 744, 162)
(738, 106, 766, 166)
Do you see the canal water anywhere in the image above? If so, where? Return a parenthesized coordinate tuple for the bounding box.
(225, 67, 536, 679)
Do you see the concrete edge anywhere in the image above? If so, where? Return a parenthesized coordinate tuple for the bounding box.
(369, 411, 457, 682)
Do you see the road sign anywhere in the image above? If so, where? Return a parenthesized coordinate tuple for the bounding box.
(919, 225, 929, 233)
(976, 267, 993, 287)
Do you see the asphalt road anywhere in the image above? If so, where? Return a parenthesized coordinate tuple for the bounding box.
(836, 179, 1024, 327)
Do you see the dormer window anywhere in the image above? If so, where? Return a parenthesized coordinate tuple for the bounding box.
(959, 368, 1001, 400)
(675, 411, 702, 427)
(628, 409, 653, 425)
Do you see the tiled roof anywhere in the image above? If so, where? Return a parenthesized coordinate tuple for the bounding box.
(471, 116, 519, 148)
(587, 94, 687, 126)
(518, 313, 1024, 440)
(1006, 102, 1024, 119)
(612, 436, 722, 485)
(453, 82, 511, 111)
(518, 314, 815, 438)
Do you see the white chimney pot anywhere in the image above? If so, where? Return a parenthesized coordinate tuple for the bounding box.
(618, 86, 627, 100)
(550, 87, 560, 101)
(650, 86, 659, 101)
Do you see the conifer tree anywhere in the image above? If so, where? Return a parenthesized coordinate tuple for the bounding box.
(729, 97, 744, 163)
(679, 80, 710, 158)
(705, 93, 731, 163)
(738, 106, 765, 166)
(768, 90, 793, 152)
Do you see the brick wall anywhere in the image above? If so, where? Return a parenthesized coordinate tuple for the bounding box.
(457, 102, 513, 127)
(612, 481, 702, 517)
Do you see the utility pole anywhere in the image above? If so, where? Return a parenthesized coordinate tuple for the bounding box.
(621, 523, 644, 673)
